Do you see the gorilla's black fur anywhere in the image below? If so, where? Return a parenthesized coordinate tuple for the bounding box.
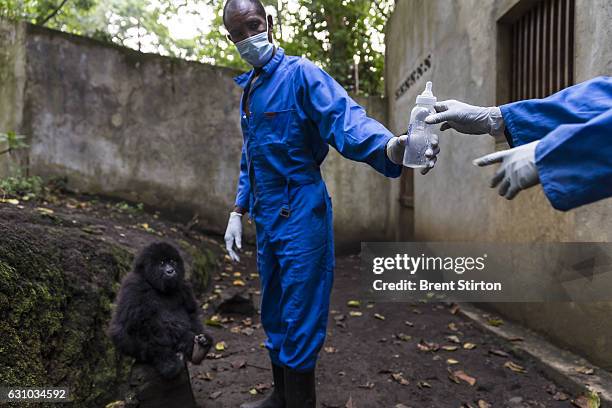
(108, 242, 211, 379)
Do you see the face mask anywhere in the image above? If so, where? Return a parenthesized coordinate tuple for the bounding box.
(235, 17, 274, 68)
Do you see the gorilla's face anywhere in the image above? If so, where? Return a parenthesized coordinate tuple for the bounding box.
(135, 242, 185, 293)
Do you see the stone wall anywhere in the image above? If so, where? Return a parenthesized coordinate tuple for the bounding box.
(0, 19, 396, 246)
(385, 0, 612, 368)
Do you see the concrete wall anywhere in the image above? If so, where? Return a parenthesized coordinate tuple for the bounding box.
(0, 19, 395, 246)
(386, 0, 612, 368)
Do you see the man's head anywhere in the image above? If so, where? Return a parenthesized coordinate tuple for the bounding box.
(223, 0, 273, 44)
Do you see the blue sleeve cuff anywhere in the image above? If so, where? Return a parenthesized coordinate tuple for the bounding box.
(500, 103, 527, 147)
(383, 135, 403, 178)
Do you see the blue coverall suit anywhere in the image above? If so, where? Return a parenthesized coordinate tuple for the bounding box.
(500, 76, 612, 211)
(233, 47, 402, 372)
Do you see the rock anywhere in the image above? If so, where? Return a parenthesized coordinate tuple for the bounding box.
(215, 291, 256, 316)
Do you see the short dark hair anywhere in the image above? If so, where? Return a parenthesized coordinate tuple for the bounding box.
(223, 0, 267, 26)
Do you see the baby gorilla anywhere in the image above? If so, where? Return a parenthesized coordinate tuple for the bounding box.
(108, 242, 212, 379)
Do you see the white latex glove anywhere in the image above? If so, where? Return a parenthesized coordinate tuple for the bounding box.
(425, 100, 505, 136)
(473, 141, 541, 200)
(386, 134, 440, 175)
(224, 212, 242, 262)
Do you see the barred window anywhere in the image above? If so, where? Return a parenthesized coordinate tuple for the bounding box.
(508, 0, 575, 101)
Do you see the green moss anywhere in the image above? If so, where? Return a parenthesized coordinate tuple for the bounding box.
(187, 246, 215, 295)
(0, 221, 134, 407)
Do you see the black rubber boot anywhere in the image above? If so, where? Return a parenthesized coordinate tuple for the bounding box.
(284, 368, 316, 408)
(240, 363, 286, 408)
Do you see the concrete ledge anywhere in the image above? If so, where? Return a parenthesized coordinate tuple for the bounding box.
(460, 303, 612, 407)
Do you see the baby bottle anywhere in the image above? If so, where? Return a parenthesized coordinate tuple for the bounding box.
(403, 81, 437, 168)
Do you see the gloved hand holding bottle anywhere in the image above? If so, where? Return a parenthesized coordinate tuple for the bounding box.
(386, 133, 440, 175)
(386, 81, 441, 175)
(425, 99, 506, 136)
(423, 98, 540, 200)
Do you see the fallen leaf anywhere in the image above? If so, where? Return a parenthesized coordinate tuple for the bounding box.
(463, 342, 477, 350)
(232, 279, 246, 286)
(324, 346, 338, 353)
(349, 311, 362, 317)
(197, 372, 214, 381)
(487, 318, 504, 327)
(347, 300, 361, 308)
(508, 336, 524, 342)
(447, 358, 459, 365)
(374, 313, 385, 320)
(249, 389, 258, 395)
(391, 372, 410, 386)
(572, 390, 601, 408)
(357, 381, 375, 389)
(232, 272, 242, 277)
(504, 360, 527, 374)
(215, 341, 227, 351)
(417, 380, 431, 389)
(404, 321, 414, 327)
(488, 349, 510, 358)
(446, 335, 461, 344)
(396, 333, 412, 342)
(417, 340, 439, 352)
(36, 207, 54, 215)
(205, 317, 224, 327)
(453, 370, 476, 386)
(576, 366, 595, 375)
(334, 314, 346, 322)
(0, 198, 20, 205)
(477, 400, 491, 408)
(442, 345, 458, 351)
(448, 322, 458, 331)
(241, 327, 255, 336)
(231, 359, 246, 369)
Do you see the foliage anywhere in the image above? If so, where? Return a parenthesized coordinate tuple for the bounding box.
(114, 201, 145, 214)
(279, 0, 394, 95)
(0, 0, 393, 95)
(0, 173, 43, 198)
(0, 131, 29, 155)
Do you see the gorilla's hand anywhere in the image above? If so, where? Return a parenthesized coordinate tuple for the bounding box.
(191, 333, 213, 364)
(155, 352, 184, 379)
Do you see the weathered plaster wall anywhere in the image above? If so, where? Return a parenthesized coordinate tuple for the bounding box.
(386, 0, 612, 368)
(0, 20, 395, 245)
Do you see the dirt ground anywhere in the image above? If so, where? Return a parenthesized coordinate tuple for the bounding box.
(192, 248, 578, 408)
(0, 191, 579, 407)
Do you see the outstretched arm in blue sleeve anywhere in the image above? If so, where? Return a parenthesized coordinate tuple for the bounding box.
(535, 108, 612, 211)
(294, 59, 403, 178)
(501, 76, 612, 147)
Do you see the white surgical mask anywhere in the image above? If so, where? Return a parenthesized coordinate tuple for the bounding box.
(235, 17, 274, 68)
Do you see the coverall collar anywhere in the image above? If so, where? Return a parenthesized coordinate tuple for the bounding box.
(233, 47, 286, 89)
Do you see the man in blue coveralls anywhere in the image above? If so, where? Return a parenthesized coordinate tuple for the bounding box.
(221, 0, 440, 407)
(425, 76, 612, 211)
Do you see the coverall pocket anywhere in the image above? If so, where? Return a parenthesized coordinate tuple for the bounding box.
(255, 109, 295, 145)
